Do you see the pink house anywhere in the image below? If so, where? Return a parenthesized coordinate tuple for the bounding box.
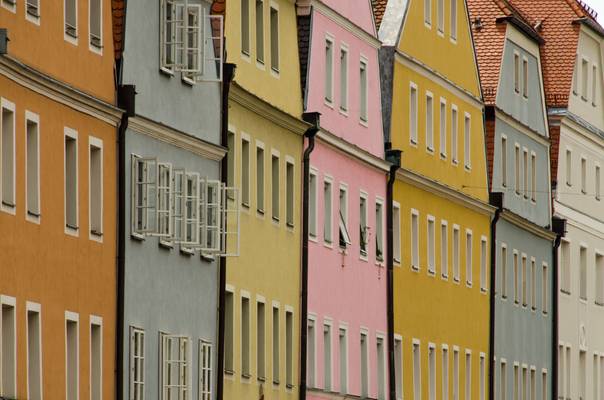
(297, 1, 390, 398)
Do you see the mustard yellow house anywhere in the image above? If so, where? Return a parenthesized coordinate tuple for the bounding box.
(217, 0, 309, 398)
(376, 0, 494, 399)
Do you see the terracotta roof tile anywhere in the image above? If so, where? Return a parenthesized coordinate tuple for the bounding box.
(372, 0, 388, 30)
(112, 0, 125, 60)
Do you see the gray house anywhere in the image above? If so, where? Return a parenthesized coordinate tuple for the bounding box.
(112, 1, 236, 399)
(467, 1, 558, 400)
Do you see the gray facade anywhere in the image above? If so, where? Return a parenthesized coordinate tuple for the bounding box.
(119, 0, 224, 399)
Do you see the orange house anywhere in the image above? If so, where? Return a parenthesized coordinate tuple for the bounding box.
(0, 1, 120, 399)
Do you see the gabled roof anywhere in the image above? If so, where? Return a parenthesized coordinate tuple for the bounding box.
(112, 0, 126, 60)
(467, 0, 542, 105)
(372, 0, 388, 29)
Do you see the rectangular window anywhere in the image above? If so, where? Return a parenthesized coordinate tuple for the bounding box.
(199, 340, 212, 400)
(522, 367, 528, 400)
(339, 187, 351, 248)
(395, 337, 403, 400)
(255, 0, 264, 63)
(360, 60, 368, 122)
(501, 245, 508, 298)
(480, 238, 487, 291)
(558, 346, 563, 398)
(531, 153, 536, 201)
(271, 154, 279, 220)
(566, 149, 572, 186)
(241, 138, 250, 205)
(464, 115, 471, 169)
(241, 296, 250, 377)
(522, 254, 527, 306)
(514, 251, 519, 304)
(580, 246, 587, 300)
(256, 145, 265, 212)
(324, 324, 332, 391)
(465, 352, 471, 400)
(378, 337, 386, 400)
(596, 254, 604, 305)
(285, 310, 293, 387)
(513, 365, 519, 400)
(428, 216, 435, 274)
(466, 230, 473, 286)
(451, 106, 458, 163)
(227, 132, 235, 187)
(361, 332, 369, 398)
(410, 84, 418, 144)
(269, 6, 279, 72)
(339, 328, 348, 394)
(442, 347, 449, 400)
(437, 0, 444, 33)
(26, 114, 40, 218)
(89, 0, 102, 48)
(561, 241, 570, 294)
(65, 130, 78, 231)
(501, 136, 507, 187)
(376, 201, 384, 262)
(593, 65, 598, 106)
(594, 357, 599, 400)
(480, 354, 485, 400)
(1, 101, 15, 210)
(90, 317, 102, 400)
(542, 263, 548, 313)
(580, 350, 586, 400)
(424, 0, 431, 25)
(130, 327, 145, 400)
(531, 259, 536, 310)
(309, 172, 317, 238)
(426, 93, 434, 151)
(26, 0, 39, 18)
(514, 53, 520, 93)
(286, 161, 294, 226)
(257, 301, 265, 380)
(1, 299, 15, 398)
(27, 304, 42, 400)
(441, 221, 448, 278)
(413, 341, 421, 400)
(64, 0, 77, 38)
(272, 306, 280, 383)
(501, 361, 507, 400)
(582, 59, 589, 99)
(224, 291, 234, 372)
(325, 39, 334, 102)
(596, 165, 601, 200)
(581, 157, 587, 194)
(160, 334, 190, 400)
(340, 48, 349, 112)
(412, 211, 420, 270)
(523, 59, 529, 97)
(241, 0, 250, 54)
(324, 180, 333, 243)
(89, 140, 103, 237)
(565, 347, 571, 399)
(450, 0, 457, 39)
(394, 204, 401, 264)
(429, 345, 436, 400)
(523, 149, 528, 198)
(307, 319, 315, 388)
(440, 99, 447, 157)
(515, 144, 521, 194)
(65, 313, 79, 400)
(360, 195, 368, 255)
(453, 226, 460, 281)
(453, 348, 459, 400)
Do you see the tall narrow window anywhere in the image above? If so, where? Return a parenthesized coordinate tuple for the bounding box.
(429, 345, 436, 400)
(596, 165, 601, 200)
(65, 313, 79, 400)
(592, 65, 598, 106)
(426, 94, 434, 151)
(160, 334, 190, 399)
(340, 48, 349, 112)
(412, 211, 420, 270)
(89, 0, 102, 49)
(561, 241, 570, 294)
(272, 306, 280, 383)
(428, 216, 435, 274)
(26, 0, 40, 18)
(442, 346, 449, 400)
(324, 180, 333, 243)
(394, 205, 401, 264)
(580, 351, 586, 400)
(361, 332, 369, 398)
(241, 0, 250, 54)
(27, 304, 42, 400)
(360, 60, 368, 122)
(307, 319, 315, 388)
(514, 53, 520, 93)
(531, 153, 536, 201)
(453, 348, 459, 400)
(285, 310, 293, 388)
(450, 0, 457, 40)
(531, 259, 536, 310)
(515, 145, 521, 194)
(269, 6, 279, 72)
(1, 101, 15, 210)
(464, 115, 471, 169)
(596, 254, 604, 305)
(523, 149, 528, 197)
(241, 138, 250, 205)
(360, 195, 368, 256)
(323, 324, 332, 391)
(523, 59, 529, 98)
(581, 59, 589, 100)
(440, 99, 447, 157)
(580, 246, 587, 300)
(339, 328, 348, 394)
(566, 149, 572, 186)
(64, 0, 77, 38)
(257, 301, 266, 380)
(395, 338, 403, 400)
(130, 327, 145, 400)
(413, 342, 421, 400)
(501, 136, 507, 187)
(522, 367, 528, 400)
(480, 237, 487, 291)
(573, 55, 579, 95)
(255, 0, 264, 63)
(565, 347, 571, 400)
(441, 221, 448, 278)
(522, 254, 527, 306)
(256, 146, 265, 213)
(501, 245, 508, 298)
(465, 230, 473, 286)
(65, 130, 78, 231)
(424, 0, 431, 26)
(410, 84, 418, 144)
(376, 201, 384, 262)
(542, 263, 548, 313)
(480, 354, 485, 400)
(453, 226, 460, 281)
(309, 172, 317, 238)
(89, 139, 103, 237)
(241, 297, 250, 377)
(338, 187, 351, 248)
(501, 361, 507, 400)
(513, 251, 519, 304)
(513, 365, 519, 400)
(325, 40, 334, 103)
(199, 340, 212, 400)
(26, 113, 40, 218)
(227, 132, 235, 187)
(0, 299, 16, 398)
(594, 358, 599, 400)
(224, 291, 234, 372)
(378, 337, 386, 400)
(271, 154, 279, 220)
(90, 317, 102, 400)
(558, 346, 563, 399)
(286, 161, 294, 226)
(465, 352, 472, 400)
(581, 157, 587, 194)
(437, 0, 444, 33)
(451, 106, 458, 163)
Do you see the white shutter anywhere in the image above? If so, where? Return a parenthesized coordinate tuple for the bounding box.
(191, 178, 221, 253)
(170, 169, 186, 243)
(181, 5, 203, 77)
(154, 163, 173, 238)
(131, 156, 159, 236)
(196, 12, 223, 82)
(180, 173, 201, 247)
(220, 186, 240, 257)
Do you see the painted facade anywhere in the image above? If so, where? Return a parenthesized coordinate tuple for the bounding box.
(114, 0, 225, 399)
(222, 0, 307, 398)
(467, 3, 557, 400)
(296, 0, 390, 399)
(0, 1, 119, 400)
(378, 1, 493, 399)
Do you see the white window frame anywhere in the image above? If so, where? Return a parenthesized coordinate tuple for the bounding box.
(159, 333, 191, 400)
(0, 295, 16, 399)
(426, 92, 434, 153)
(413, 339, 422, 400)
(199, 340, 212, 400)
(323, 320, 333, 391)
(26, 301, 43, 400)
(501, 244, 508, 299)
(427, 215, 436, 275)
(395, 335, 403, 400)
(338, 184, 351, 248)
(65, 310, 79, 400)
(89, 137, 104, 242)
(442, 344, 449, 400)
(410, 82, 418, 145)
(89, 315, 103, 400)
(566, 148, 572, 187)
(530, 152, 536, 202)
(64, 128, 79, 236)
(464, 113, 471, 170)
(269, 2, 280, 74)
(338, 325, 348, 395)
(429, 343, 436, 400)
(256, 141, 265, 214)
(240, 293, 251, 378)
(453, 224, 460, 282)
(324, 36, 335, 104)
(480, 236, 488, 292)
(309, 168, 318, 240)
(542, 262, 549, 313)
(441, 220, 449, 279)
(360, 57, 369, 124)
(271, 302, 280, 384)
(88, 0, 103, 53)
(393, 202, 401, 265)
(129, 326, 145, 400)
(465, 229, 473, 287)
(360, 192, 369, 258)
(376, 197, 385, 263)
(307, 315, 317, 388)
(25, 110, 41, 223)
(465, 350, 472, 400)
(270, 149, 280, 222)
(1, 98, 16, 215)
(501, 134, 507, 188)
(440, 98, 447, 158)
(64, 0, 78, 44)
(424, 0, 432, 27)
(324, 176, 334, 245)
(1, 0, 16, 13)
(411, 209, 420, 271)
(241, 134, 251, 207)
(339, 44, 349, 113)
(437, 0, 444, 34)
(449, 0, 457, 41)
(376, 333, 387, 400)
(451, 104, 458, 165)
(285, 156, 295, 227)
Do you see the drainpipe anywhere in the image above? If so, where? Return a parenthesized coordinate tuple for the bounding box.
(299, 112, 320, 400)
(385, 145, 401, 400)
(216, 62, 236, 400)
(488, 192, 503, 400)
(551, 217, 566, 400)
(116, 84, 136, 400)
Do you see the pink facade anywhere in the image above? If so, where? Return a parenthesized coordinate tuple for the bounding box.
(301, 1, 389, 398)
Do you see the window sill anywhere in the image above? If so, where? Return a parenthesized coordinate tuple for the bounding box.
(224, 370, 235, 376)
(441, 274, 448, 281)
(26, 9, 40, 25)
(65, 225, 79, 237)
(159, 67, 175, 77)
(241, 373, 252, 379)
(131, 232, 145, 241)
(286, 222, 294, 229)
(411, 265, 420, 272)
(257, 377, 266, 382)
(201, 253, 215, 262)
(410, 139, 418, 147)
(180, 247, 195, 256)
(481, 288, 488, 295)
(90, 230, 104, 243)
(339, 107, 349, 117)
(359, 118, 368, 127)
(26, 211, 40, 224)
(158, 240, 173, 250)
(452, 159, 459, 166)
(286, 384, 294, 390)
(273, 380, 280, 385)
(453, 277, 460, 284)
(257, 208, 265, 216)
(181, 75, 196, 86)
(560, 289, 571, 296)
(440, 152, 447, 160)
(466, 281, 473, 288)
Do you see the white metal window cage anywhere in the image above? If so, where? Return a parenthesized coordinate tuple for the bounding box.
(160, 334, 190, 400)
(131, 155, 240, 257)
(160, 0, 223, 82)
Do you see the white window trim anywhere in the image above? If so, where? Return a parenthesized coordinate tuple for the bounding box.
(269, 1, 280, 77)
(1, 295, 17, 397)
(463, 112, 471, 171)
(501, 133, 508, 188)
(88, 0, 103, 54)
(129, 326, 145, 400)
(64, 127, 79, 236)
(240, 132, 251, 209)
(256, 140, 266, 217)
(359, 55, 369, 126)
(453, 224, 460, 283)
(307, 314, 317, 388)
(240, 291, 251, 378)
(64, 0, 78, 45)
(465, 228, 473, 287)
(324, 34, 335, 107)
(393, 201, 401, 265)
(439, 97, 447, 159)
(359, 191, 369, 260)
(65, 310, 80, 400)
(411, 208, 420, 271)
(25, 110, 41, 223)
(0, 98, 16, 215)
(1, 0, 16, 13)
(25, 0, 41, 24)
(270, 148, 280, 224)
(413, 338, 422, 400)
(500, 243, 508, 299)
(480, 235, 488, 293)
(338, 183, 351, 249)
(309, 167, 318, 242)
(285, 155, 295, 229)
(89, 315, 103, 400)
(271, 301, 280, 385)
(375, 196, 385, 265)
(427, 214, 436, 275)
(441, 220, 449, 279)
(26, 301, 43, 400)
(198, 339, 213, 400)
(426, 91, 434, 153)
(410, 82, 419, 146)
(451, 104, 459, 166)
(339, 43, 350, 115)
(323, 175, 334, 247)
(338, 324, 349, 395)
(88, 136, 103, 242)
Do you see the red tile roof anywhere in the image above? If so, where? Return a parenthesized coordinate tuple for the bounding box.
(112, 0, 125, 60)
(372, 0, 388, 30)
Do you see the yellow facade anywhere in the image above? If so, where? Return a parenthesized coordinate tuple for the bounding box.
(223, 0, 305, 398)
(390, 1, 492, 399)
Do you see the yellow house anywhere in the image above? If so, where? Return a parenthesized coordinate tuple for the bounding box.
(377, 0, 494, 399)
(218, 0, 308, 398)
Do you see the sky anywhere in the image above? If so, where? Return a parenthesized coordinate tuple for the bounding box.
(590, 0, 604, 23)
